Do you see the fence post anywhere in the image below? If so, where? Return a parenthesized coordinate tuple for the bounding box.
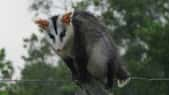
(75, 80, 113, 95)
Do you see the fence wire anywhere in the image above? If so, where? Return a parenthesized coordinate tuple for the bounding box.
(1, 77, 169, 84)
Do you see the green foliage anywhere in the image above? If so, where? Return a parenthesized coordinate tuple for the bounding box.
(10, 63, 78, 95)
(0, 48, 13, 90)
(9, 34, 78, 95)
(0, 91, 8, 95)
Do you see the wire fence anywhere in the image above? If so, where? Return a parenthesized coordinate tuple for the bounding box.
(131, 77, 169, 81)
(1, 77, 169, 83)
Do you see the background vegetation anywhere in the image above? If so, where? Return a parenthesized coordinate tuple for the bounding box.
(1, 0, 169, 95)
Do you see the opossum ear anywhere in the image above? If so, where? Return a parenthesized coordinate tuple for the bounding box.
(35, 19, 49, 29)
(62, 12, 72, 25)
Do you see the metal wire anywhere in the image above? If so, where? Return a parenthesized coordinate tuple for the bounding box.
(131, 77, 169, 81)
(1, 77, 169, 83)
(0, 79, 67, 82)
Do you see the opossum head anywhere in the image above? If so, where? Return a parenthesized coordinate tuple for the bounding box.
(35, 12, 74, 55)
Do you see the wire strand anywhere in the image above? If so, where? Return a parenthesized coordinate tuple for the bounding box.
(131, 77, 169, 81)
(1, 77, 169, 83)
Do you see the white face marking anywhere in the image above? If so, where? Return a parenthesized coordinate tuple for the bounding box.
(45, 15, 74, 53)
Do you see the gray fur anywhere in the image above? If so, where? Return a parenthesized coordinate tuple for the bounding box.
(43, 11, 130, 88)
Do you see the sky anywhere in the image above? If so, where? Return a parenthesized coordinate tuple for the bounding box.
(0, 0, 38, 79)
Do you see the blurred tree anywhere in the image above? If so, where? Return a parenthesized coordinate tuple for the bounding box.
(0, 48, 13, 94)
(9, 34, 78, 95)
(29, 0, 53, 16)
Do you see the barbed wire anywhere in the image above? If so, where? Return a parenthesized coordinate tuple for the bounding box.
(1, 77, 169, 83)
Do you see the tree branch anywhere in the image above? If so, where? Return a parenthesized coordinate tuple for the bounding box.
(75, 80, 113, 95)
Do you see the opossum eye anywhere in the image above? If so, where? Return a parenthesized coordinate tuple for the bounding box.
(59, 28, 66, 42)
(48, 32, 55, 42)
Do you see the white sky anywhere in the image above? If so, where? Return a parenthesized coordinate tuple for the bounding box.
(0, 0, 37, 79)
